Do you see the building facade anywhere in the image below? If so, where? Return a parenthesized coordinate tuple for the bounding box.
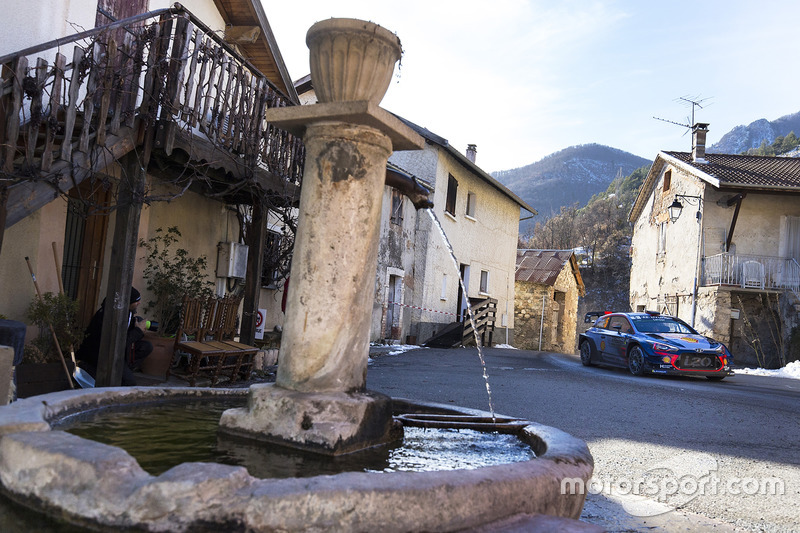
(629, 125, 800, 367)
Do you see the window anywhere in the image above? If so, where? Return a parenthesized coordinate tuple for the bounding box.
(445, 174, 458, 216)
(608, 316, 633, 334)
(390, 188, 404, 225)
(662, 170, 672, 192)
(441, 274, 447, 300)
(657, 222, 667, 255)
(479, 270, 489, 294)
(465, 191, 476, 218)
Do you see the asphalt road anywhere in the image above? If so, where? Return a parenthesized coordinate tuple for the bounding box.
(367, 347, 800, 532)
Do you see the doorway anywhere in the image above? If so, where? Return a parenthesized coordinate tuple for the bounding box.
(385, 274, 403, 340)
(456, 264, 470, 321)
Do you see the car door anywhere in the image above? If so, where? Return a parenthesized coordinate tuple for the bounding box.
(602, 315, 633, 367)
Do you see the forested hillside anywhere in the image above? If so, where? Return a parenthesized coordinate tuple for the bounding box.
(520, 165, 650, 314)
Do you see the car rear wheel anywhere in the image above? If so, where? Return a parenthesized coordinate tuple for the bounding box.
(706, 375, 726, 381)
(628, 346, 645, 376)
(579, 341, 594, 366)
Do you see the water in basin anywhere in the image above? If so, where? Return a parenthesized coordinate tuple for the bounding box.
(56, 399, 534, 479)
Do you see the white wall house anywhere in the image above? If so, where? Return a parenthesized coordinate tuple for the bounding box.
(629, 124, 800, 368)
(379, 121, 536, 345)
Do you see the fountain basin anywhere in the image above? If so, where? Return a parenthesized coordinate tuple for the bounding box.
(0, 387, 593, 532)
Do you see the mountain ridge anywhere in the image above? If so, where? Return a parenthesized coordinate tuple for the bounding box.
(709, 110, 800, 154)
(492, 143, 649, 223)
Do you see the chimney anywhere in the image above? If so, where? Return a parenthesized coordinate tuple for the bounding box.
(692, 123, 709, 163)
(466, 144, 477, 163)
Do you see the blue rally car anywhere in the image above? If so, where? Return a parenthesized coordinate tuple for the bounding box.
(578, 311, 733, 380)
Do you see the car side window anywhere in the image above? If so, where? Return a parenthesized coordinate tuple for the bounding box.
(594, 316, 610, 329)
(609, 316, 633, 334)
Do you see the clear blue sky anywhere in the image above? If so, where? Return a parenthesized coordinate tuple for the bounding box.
(265, 0, 800, 173)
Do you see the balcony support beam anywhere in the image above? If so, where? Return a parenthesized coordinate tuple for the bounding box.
(725, 193, 746, 252)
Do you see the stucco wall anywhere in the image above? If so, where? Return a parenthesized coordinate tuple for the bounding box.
(1, 0, 226, 58)
(0, 200, 69, 327)
(1, 1, 94, 57)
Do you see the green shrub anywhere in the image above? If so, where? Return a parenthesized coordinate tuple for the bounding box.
(139, 226, 214, 335)
(26, 292, 83, 363)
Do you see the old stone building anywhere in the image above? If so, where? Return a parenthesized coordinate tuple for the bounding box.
(515, 250, 585, 352)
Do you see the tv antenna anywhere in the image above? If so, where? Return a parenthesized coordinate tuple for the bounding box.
(653, 95, 712, 134)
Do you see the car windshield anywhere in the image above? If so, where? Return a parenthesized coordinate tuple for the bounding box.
(631, 315, 696, 334)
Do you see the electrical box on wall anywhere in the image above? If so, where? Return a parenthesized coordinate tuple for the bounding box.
(217, 242, 249, 279)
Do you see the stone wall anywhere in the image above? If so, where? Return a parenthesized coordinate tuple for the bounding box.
(514, 265, 580, 353)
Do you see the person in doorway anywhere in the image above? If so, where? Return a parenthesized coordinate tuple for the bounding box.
(76, 287, 153, 386)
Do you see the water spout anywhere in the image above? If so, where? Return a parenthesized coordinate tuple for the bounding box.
(426, 208, 496, 419)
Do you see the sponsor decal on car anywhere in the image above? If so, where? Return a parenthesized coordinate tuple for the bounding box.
(681, 337, 699, 343)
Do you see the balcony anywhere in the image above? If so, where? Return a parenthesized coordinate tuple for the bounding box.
(0, 5, 304, 226)
(702, 253, 800, 293)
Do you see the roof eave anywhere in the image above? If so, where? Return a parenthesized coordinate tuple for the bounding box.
(245, 0, 300, 104)
(393, 115, 537, 216)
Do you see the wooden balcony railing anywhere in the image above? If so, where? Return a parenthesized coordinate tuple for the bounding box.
(0, 5, 304, 226)
(702, 253, 800, 293)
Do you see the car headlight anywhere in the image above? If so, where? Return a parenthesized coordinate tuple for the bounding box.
(652, 342, 678, 353)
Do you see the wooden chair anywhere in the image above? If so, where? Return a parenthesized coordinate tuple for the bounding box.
(205, 296, 258, 382)
(169, 295, 226, 386)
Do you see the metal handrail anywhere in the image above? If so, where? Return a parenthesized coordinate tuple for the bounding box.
(702, 253, 800, 292)
(0, 3, 292, 102)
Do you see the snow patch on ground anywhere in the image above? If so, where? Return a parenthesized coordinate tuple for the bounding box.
(493, 344, 517, 349)
(386, 344, 425, 356)
(736, 360, 800, 380)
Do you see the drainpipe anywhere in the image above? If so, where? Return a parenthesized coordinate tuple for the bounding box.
(690, 208, 702, 328)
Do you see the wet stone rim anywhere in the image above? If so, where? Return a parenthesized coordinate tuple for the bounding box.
(0, 387, 593, 532)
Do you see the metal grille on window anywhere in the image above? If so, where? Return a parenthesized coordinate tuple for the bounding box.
(390, 188, 403, 225)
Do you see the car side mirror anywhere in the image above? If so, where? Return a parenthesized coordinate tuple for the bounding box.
(612, 325, 622, 332)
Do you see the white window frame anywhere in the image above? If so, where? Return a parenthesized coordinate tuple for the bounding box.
(657, 221, 667, 256)
(479, 270, 489, 294)
(465, 191, 477, 219)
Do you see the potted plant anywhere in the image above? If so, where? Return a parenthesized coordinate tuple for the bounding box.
(18, 292, 82, 397)
(139, 226, 214, 377)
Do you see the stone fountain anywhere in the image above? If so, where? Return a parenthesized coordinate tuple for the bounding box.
(0, 19, 593, 532)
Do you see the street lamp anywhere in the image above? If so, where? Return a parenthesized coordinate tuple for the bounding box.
(668, 199, 683, 223)
(668, 194, 703, 328)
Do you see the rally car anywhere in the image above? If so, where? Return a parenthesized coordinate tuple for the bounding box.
(578, 311, 733, 380)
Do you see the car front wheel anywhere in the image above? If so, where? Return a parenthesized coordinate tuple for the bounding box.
(628, 346, 646, 376)
(579, 341, 594, 366)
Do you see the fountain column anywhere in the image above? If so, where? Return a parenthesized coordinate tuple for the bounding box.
(220, 19, 423, 454)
